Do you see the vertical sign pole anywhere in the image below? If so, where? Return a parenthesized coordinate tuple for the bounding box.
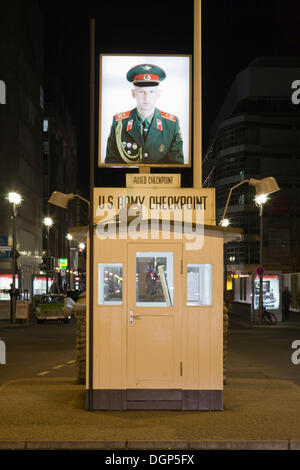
(193, 0, 202, 189)
(11, 204, 17, 324)
(46, 226, 49, 295)
(88, 17, 95, 409)
(258, 204, 264, 324)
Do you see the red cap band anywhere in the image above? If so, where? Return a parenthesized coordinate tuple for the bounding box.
(133, 73, 160, 82)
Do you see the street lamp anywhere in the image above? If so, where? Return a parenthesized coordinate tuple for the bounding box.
(43, 217, 53, 295)
(7, 192, 22, 324)
(49, 191, 90, 292)
(220, 177, 280, 227)
(220, 176, 280, 324)
(221, 218, 230, 228)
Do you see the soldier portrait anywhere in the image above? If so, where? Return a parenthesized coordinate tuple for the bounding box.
(99, 55, 191, 166)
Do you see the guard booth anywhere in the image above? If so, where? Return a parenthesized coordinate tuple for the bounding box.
(85, 184, 241, 410)
(85, 2, 242, 410)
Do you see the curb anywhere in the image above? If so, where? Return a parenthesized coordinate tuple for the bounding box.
(229, 318, 300, 330)
(0, 322, 33, 329)
(0, 440, 294, 450)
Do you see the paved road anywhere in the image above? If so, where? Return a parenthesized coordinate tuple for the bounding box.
(228, 324, 300, 386)
(1, 318, 300, 388)
(0, 320, 77, 384)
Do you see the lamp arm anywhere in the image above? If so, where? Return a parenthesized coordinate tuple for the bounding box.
(74, 194, 90, 207)
(220, 179, 250, 225)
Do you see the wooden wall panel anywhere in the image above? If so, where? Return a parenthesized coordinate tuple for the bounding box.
(90, 229, 223, 394)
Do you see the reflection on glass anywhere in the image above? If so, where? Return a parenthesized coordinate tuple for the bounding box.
(136, 252, 173, 307)
(98, 263, 123, 305)
(187, 264, 212, 306)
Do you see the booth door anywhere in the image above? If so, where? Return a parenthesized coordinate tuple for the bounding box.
(127, 243, 182, 390)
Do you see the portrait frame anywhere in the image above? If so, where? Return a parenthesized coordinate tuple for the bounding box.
(98, 53, 192, 168)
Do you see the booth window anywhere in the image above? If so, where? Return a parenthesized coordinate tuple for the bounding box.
(98, 263, 123, 305)
(136, 252, 174, 307)
(187, 264, 212, 306)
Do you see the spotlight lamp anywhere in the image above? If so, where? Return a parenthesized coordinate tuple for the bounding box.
(220, 176, 280, 226)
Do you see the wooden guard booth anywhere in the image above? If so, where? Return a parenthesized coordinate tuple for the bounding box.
(85, 1, 243, 410)
(85, 186, 241, 410)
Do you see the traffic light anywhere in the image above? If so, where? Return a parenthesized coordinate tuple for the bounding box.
(49, 257, 55, 271)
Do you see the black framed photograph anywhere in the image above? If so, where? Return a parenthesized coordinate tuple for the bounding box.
(98, 54, 192, 167)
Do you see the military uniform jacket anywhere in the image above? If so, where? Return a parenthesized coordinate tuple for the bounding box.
(104, 108, 184, 164)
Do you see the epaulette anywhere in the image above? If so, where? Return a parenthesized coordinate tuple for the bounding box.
(115, 111, 131, 121)
(160, 111, 177, 122)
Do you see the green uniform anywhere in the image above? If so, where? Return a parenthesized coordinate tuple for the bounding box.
(105, 107, 184, 164)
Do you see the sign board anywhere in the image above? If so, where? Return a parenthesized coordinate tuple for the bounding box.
(0, 236, 9, 246)
(59, 258, 68, 270)
(254, 274, 280, 311)
(0, 236, 12, 258)
(257, 265, 264, 276)
(126, 173, 181, 188)
(0, 301, 9, 319)
(0, 249, 11, 259)
(0, 300, 29, 320)
(94, 187, 216, 226)
(16, 301, 30, 320)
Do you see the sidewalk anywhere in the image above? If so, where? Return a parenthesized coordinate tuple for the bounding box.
(1, 373, 300, 449)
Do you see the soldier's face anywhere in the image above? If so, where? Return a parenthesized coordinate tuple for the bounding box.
(132, 86, 160, 113)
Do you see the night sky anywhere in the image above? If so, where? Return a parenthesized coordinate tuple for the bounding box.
(39, 0, 300, 191)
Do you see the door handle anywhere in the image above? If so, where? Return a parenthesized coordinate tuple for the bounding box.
(129, 310, 141, 327)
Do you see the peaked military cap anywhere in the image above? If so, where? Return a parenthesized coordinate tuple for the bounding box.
(126, 64, 166, 87)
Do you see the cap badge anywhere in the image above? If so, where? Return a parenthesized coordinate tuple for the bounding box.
(142, 65, 152, 71)
(144, 74, 151, 81)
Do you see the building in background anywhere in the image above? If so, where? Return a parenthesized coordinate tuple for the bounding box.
(42, 74, 79, 292)
(203, 58, 300, 311)
(0, 0, 44, 299)
(0, 1, 81, 300)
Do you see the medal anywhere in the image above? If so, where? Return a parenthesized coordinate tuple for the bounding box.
(159, 144, 165, 152)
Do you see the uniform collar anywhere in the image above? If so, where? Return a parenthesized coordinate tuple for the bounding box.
(136, 109, 155, 124)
